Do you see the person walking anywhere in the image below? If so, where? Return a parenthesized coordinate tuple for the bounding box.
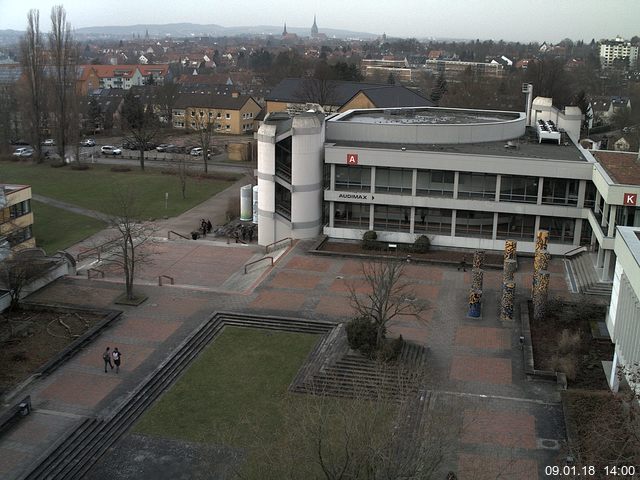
(457, 255, 467, 272)
(103, 347, 113, 373)
(112, 347, 122, 374)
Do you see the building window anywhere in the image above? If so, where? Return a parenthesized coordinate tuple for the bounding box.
(373, 205, 410, 232)
(416, 170, 454, 197)
(226, 125, 230, 130)
(496, 214, 536, 240)
(209, 112, 214, 118)
(499, 175, 538, 203)
(539, 216, 575, 244)
(415, 208, 452, 235)
(454, 210, 494, 238)
(7, 225, 33, 247)
(225, 113, 231, 119)
(334, 202, 370, 228)
(249, 112, 253, 118)
(542, 178, 578, 206)
(217, 112, 221, 118)
(457, 172, 496, 200)
(191, 122, 196, 128)
(199, 111, 204, 117)
(584, 182, 596, 209)
(275, 183, 291, 221)
(335, 166, 371, 191)
(375, 167, 412, 194)
(190, 111, 195, 117)
(7, 200, 31, 220)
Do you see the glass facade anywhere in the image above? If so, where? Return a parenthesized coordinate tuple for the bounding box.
(375, 168, 413, 194)
(335, 166, 371, 191)
(275, 137, 292, 183)
(457, 173, 496, 200)
(496, 214, 536, 240)
(334, 202, 370, 228)
(539, 216, 575, 244)
(414, 208, 452, 235)
(373, 205, 411, 231)
(455, 210, 494, 238)
(542, 178, 579, 206)
(500, 175, 539, 203)
(275, 183, 291, 221)
(416, 170, 454, 197)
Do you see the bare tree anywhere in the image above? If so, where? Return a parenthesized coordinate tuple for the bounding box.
(104, 188, 156, 301)
(19, 9, 46, 162)
(348, 260, 427, 350)
(121, 90, 160, 171)
(48, 5, 79, 163)
(156, 80, 179, 126)
(176, 156, 189, 200)
(193, 112, 215, 173)
(0, 254, 47, 310)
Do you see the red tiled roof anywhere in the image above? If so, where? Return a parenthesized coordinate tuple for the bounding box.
(593, 151, 640, 185)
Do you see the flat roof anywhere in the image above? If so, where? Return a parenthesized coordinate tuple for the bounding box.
(592, 151, 640, 185)
(337, 107, 520, 125)
(329, 136, 589, 162)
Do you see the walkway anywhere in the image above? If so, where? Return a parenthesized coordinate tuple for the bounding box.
(0, 184, 572, 479)
(31, 194, 110, 222)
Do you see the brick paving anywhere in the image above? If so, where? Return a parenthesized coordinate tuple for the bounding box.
(0, 182, 576, 478)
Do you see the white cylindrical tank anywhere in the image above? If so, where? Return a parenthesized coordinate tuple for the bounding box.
(240, 184, 252, 221)
(252, 185, 258, 224)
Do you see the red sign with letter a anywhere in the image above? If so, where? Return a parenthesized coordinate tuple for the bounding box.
(623, 193, 637, 206)
(346, 153, 358, 165)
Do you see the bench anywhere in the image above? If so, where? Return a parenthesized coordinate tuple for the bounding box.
(0, 395, 32, 434)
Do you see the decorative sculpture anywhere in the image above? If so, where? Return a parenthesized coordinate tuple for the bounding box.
(468, 289, 482, 318)
(500, 282, 516, 321)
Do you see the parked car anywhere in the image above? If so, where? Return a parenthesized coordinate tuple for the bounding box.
(80, 138, 96, 147)
(101, 145, 122, 155)
(165, 144, 182, 153)
(190, 147, 203, 156)
(42, 138, 55, 146)
(156, 144, 169, 152)
(13, 147, 34, 157)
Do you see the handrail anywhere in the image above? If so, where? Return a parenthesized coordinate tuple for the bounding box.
(563, 245, 587, 259)
(77, 237, 120, 261)
(168, 230, 189, 240)
(244, 256, 273, 274)
(264, 237, 292, 254)
(87, 268, 104, 279)
(158, 275, 174, 286)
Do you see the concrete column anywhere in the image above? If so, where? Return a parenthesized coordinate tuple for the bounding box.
(534, 216, 541, 238)
(370, 167, 376, 194)
(329, 202, 335, 228)
(453, 171, 459, 200)
(410, 207, 415, 234)
(451, 210, 457, 237)
(608, 205, 617, 237)
(595, 190, 601, 214)
(537, 177, 544, 205)
(601, 202, 610, 228)
(495, 175, 501, 202)
(596, 244, 605, 268)
(330, 164, 336, 190)
(369, 204, 374, 231)
(411, 169, 417, 196)
(573, 218, 583, 246)
(609, 350, 620, 392)
(577, 180, 586, 208)
(492, 212, 498, 240)
(602, 250, 612, 282)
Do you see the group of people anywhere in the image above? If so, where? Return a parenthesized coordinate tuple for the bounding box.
(200, 219, 213, 237)
(232, 224, 255, 243)
(102, 346, 122, 373)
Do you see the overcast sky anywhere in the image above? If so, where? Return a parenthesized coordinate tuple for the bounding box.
(1, 0, 638, 43)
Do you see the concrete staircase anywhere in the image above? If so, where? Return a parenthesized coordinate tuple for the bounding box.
(564, 252, 612, 296)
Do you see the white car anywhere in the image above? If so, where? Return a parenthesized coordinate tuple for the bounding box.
(81, 139, 96, 147)
(13, 147, 34, 157)
(101, 145, 122, 155)
(190, 147, 203, 156)
(42, 138, 55, 146)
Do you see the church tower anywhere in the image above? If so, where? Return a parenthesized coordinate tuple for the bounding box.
(282, 22, 287, 36)
(311, 15, 318, 37)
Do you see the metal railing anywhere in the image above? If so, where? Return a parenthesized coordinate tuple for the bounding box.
(563, 245, 587, 259)
(264, 237, 292, 254)
(158, 275, 174, 286)
(87, 268, 104, 279)
(77, 238, 120, 261)
(168, 230, 189, 240)
(244, 256, 273, 274)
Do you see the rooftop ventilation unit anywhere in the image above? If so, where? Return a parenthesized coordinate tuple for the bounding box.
(536, 119, 561, 144)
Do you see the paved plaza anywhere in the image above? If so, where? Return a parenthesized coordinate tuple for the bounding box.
(0, 182, 574, 479)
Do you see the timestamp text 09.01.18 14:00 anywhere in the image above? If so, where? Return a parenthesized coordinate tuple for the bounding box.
(545, 465, 637, 476)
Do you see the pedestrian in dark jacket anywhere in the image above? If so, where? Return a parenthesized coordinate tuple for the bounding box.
(112, 347, 122, 374)
(103, 347, 113, 372)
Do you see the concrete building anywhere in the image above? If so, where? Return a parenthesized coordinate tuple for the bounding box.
(257, 104, 640, 285)
(0, 184, 35, 258)
(599, 37, 639, 70)
(606, 226, 640, 393)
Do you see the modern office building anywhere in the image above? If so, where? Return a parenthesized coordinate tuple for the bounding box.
(0, 184, 35, 258)
(256, 104, 640, 283)
(599, 37, 639, 69)
(606, 226, 640, 393)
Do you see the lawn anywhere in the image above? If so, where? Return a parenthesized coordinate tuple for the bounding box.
(0, 161, 238, 219)
(134, 327, 319, 446)
(32, 200, 106, 254)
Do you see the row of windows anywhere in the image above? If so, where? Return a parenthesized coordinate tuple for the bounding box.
(0, 200, 31, 224)
(332, 203, 576, 244)
(334, 166, 580, 206)
(6, 225, 33, 247)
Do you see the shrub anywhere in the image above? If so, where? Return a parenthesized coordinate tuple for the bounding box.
(362, 230, 378, 250)
(345, 316, 377, 357)
(557, 329, 582, 355)
(549, 354, 578, 380)
(413, 235, 431, 253)
(377, 335, 405, 362)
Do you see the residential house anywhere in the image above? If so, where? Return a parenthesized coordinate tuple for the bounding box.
(265, 78, 433, 115)
(0, 184, 35, 254)
(172, 92, 261, 134)
(77, 64, 169, 93)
